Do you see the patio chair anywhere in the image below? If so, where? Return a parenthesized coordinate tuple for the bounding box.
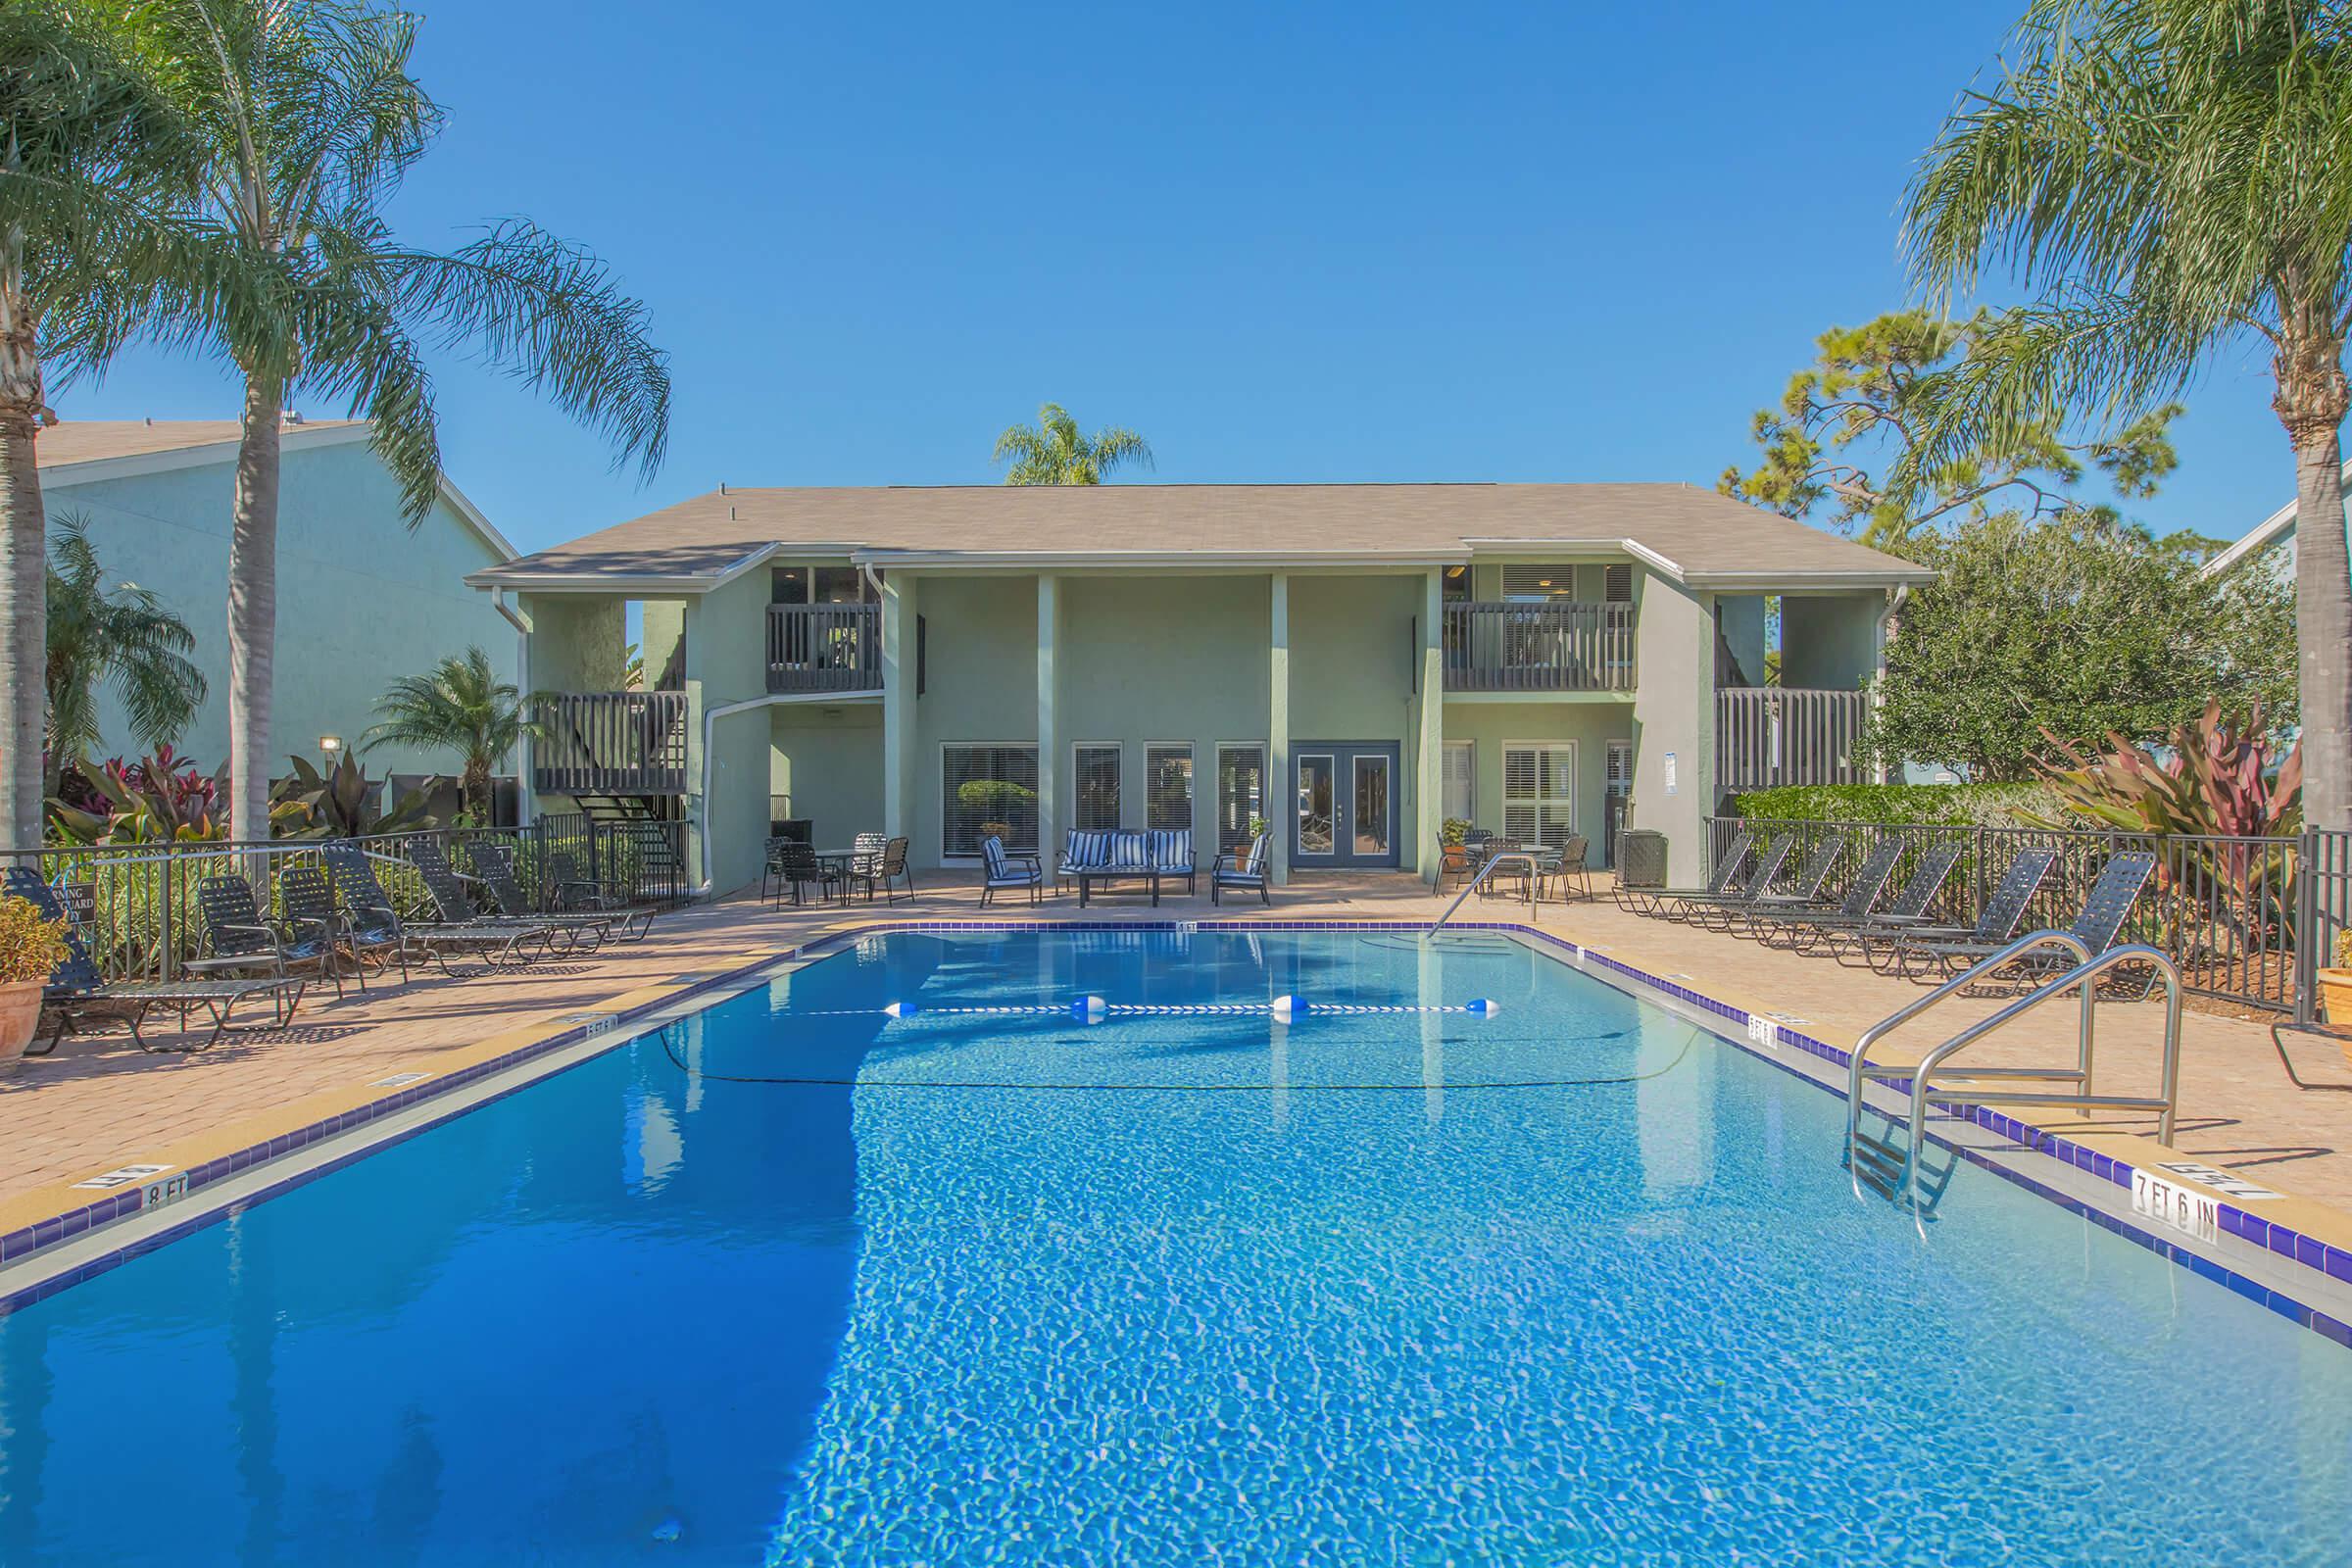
(1666, 835, 1794, 928)
(4, 867, 308, 1054)
(1861, 847, 2059, 979)
(1812, 841, 1966, 963)
(849, 836, 916, 904)
(186, 873, 346, 1001)
(1719, 832, 1848, 935)
(1151, 829, 1197, 897)
(546, 850, 660, 941)
(1475, 838, 1536, 901)
(464, 839, 621, 952)
(1902, 850, 2157, 991)
(1743, 835, 1904, 948)
(1620, 830, 1752, 918)
(1440, 840, 1476, 890)
(1553, 835, 1594, 902)
(978, 835, 1046, 906)
(765, 839, 840, 906)
(1210, 831, 1272, 906)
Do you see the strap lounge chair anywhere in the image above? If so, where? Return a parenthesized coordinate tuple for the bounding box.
(4, 868, 307, 1054)
(546, 850, 659, 940)
(1668, 836, 1795, 928)
(1862, 848, 2059, 979)
(1721, 832, 1849, 936)
(1742, 835, 1903, 948)
(319, 840, 541, 978)
(1814, 841, 1967, 963)
(1210, 832, 1272, 906)
(187, 874, 347, 1001)
(1621, 830, 1753, 918)
(978, 835, 1046, 906)
(464, 840, 619, 951)
(404, 839, 562, 966)
(1903, 851, 2158, 991)
(278, 863, 370, 993)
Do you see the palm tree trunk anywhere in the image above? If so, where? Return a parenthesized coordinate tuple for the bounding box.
(227, 378, 282, 845)
(0, 260, 48, 852)
(2291, 424, 2352, 832)
(463, 756, 489, 826)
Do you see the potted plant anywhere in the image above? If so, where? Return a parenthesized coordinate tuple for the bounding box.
(0, 895, 70, 1065)
(2323, 928, 2352, 1027)
(1441, 817, 1471, 847)
(978, 820, 1011, 847)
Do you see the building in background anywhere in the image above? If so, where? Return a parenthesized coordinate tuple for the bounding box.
(38, 418, 518, 799)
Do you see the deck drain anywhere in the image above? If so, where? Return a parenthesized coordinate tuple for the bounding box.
(369, 1072, 432, 1088)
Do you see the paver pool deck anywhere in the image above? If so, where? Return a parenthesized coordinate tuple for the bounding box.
(3, 872, 2348, 1242)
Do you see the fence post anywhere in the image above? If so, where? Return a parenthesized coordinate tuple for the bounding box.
(2298, 827, 2319, 1026)
(161, 850, 176, 982)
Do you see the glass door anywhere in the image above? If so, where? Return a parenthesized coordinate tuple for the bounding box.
(1293, 743, 1401, 868)
(1296, 755, 1336, 859)
(1352, 755, 1392, 858)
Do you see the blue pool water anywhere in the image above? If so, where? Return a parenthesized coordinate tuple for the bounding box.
(2, 930, 2347, 1565)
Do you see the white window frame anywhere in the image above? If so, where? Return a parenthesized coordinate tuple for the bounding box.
(1072, 741, 1123, 832)
(1144, 741, 1196, 832)
(1442, 740, 1475, 827)
(939, 741, 1042, 859)
(1215, 742, 1268, 854)
(1501, 739, 1578, 852)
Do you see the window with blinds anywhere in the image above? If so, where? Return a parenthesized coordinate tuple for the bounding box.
(1500, 564, 1578, 601)
(1074, 745, 1122, 831)
(1146, 744, 1195, 831)
(1603, 563, 1634, 602)
(1502, 743, 1577, 850)
(1215, 744, 1265, 852)
(942, 745, 1040, 856)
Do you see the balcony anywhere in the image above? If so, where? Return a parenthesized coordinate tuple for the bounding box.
(768, 603, 881, 694)
(1443, 601, 1636, 693)
(532, 691, 689, 795)
(1716, 687, 1872, 790)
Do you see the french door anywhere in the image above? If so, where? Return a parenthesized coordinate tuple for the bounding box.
(1293, 742, 1400, 869)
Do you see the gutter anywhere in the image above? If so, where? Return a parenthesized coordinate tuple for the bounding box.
(492, 590, 535, 826)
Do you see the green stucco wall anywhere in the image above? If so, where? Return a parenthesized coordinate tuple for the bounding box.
(522, 594, 626, 693)
(770, 706, 884, 848)
(641, 600, 687, 689)
(1780, 594, 1882, 691)
(684, 568, 772, 893)
(47, 436, 514, 778)
(910, 575, 1040, 865)
(1629, 570, 1716, 884)
(1438, 701, 1626, 853)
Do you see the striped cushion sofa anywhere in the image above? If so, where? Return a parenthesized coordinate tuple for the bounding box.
(1058, 829, 1196, 906)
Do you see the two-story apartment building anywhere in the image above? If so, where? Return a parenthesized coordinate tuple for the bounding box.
(467, 484, 1935, 896)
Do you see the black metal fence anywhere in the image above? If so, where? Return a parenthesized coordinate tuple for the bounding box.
(0, 817, 688, 985)
(1707, 815, 2346, 1014)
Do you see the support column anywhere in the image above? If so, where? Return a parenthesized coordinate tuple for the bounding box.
(1037, 573, 1059, 863)
(1269, 571, 1290, 886)
(882, 571, 916, 841)
(1416, 568, 1445, 884)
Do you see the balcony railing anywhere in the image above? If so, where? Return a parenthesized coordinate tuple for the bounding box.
(1716, 687, 1872, 790)
(768, 603, 881, 694)
(1443, 601, 1636, 692)
(532, 691, 689, 795)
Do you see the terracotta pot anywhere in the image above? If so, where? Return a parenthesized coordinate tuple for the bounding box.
(2323, 968, 2352, 1032)
(0, 979, 44, 1065)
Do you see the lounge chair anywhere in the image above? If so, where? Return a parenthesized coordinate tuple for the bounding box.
(546, 850, 660, 940)
(186, 873, 347, 1000)
(1810, 841, 1967, 963)
(1902, 850, 2157, 990)
(1151, 829, 1197, 897)
(4, 868, 307, 1054)
(1210, 831, 1272, 906)
(404, 838, 562, 965)
(277, 863, 369, 993)
(1742, 835, 1903, 948)
(1719, 832, 1848, 936)
(1667, 835, 1794, 928)
(463, 839, 620, 951)
(1861, 848, 2059, 979)
(1621, 830, 1753, 918)
(319, 840, 539, 978)
(978, 834, 1045, 906)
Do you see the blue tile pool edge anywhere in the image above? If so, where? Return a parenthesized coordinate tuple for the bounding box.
(3, 916, 2346, 1351)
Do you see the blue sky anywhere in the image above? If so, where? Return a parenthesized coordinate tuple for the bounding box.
(59, 0, 2291, 557)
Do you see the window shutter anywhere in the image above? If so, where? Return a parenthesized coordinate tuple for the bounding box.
(1501, 565, 1578, 600)
(1604, 564, 1634, 603)
(1501, 744, 1576, 851)
(1074, 745, 1121, 831)
(943, 745, 1040, 856)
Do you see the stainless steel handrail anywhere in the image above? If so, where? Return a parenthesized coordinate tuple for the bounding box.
(1432, 852, 1542, 932)
(1892, 945, 2180, 1207)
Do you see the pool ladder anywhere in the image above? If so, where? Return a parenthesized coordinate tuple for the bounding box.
(1841, 931, 2183, 1215)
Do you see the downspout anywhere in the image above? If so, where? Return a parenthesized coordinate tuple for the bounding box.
(692, 693, 797, 899)
(491, 588, 533, 826)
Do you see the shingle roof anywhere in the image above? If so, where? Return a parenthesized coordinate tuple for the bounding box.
(472, 483, 1935, 589)
(34, 418, 364, 469)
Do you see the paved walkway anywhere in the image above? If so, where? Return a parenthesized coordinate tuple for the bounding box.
(2, 872, 2347, 1219)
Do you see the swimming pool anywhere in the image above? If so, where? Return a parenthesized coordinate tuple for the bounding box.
(1, 928, 2347, 1565)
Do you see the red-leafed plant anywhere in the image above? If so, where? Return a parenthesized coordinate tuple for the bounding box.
(47, 746, 225, 845)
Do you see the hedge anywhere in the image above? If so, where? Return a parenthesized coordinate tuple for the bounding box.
(1729, 782, 2055, 828)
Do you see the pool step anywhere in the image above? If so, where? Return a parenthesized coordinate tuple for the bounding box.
(1844, 1115, 1955, 1215)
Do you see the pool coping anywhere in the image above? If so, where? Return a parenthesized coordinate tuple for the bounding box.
(3, 915, 2349, 1348)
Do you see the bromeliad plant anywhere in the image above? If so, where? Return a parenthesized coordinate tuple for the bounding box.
(46, 747, 224, 844)
(268, 756, 436, 841)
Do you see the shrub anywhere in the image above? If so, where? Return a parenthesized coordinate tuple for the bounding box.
(0, 895, 71, 985)
(46, 746, 224, 844)
(1730, 782, 2053, 827)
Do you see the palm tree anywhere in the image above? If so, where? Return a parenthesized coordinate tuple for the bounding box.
(88, 0, 669, 843)
(44, 511, 204, 789)
(1904, 0, 2352, 830)
(992, 402, 1153, 484)
(363, 645, 537, 825)
(0, 2, 215, 847)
